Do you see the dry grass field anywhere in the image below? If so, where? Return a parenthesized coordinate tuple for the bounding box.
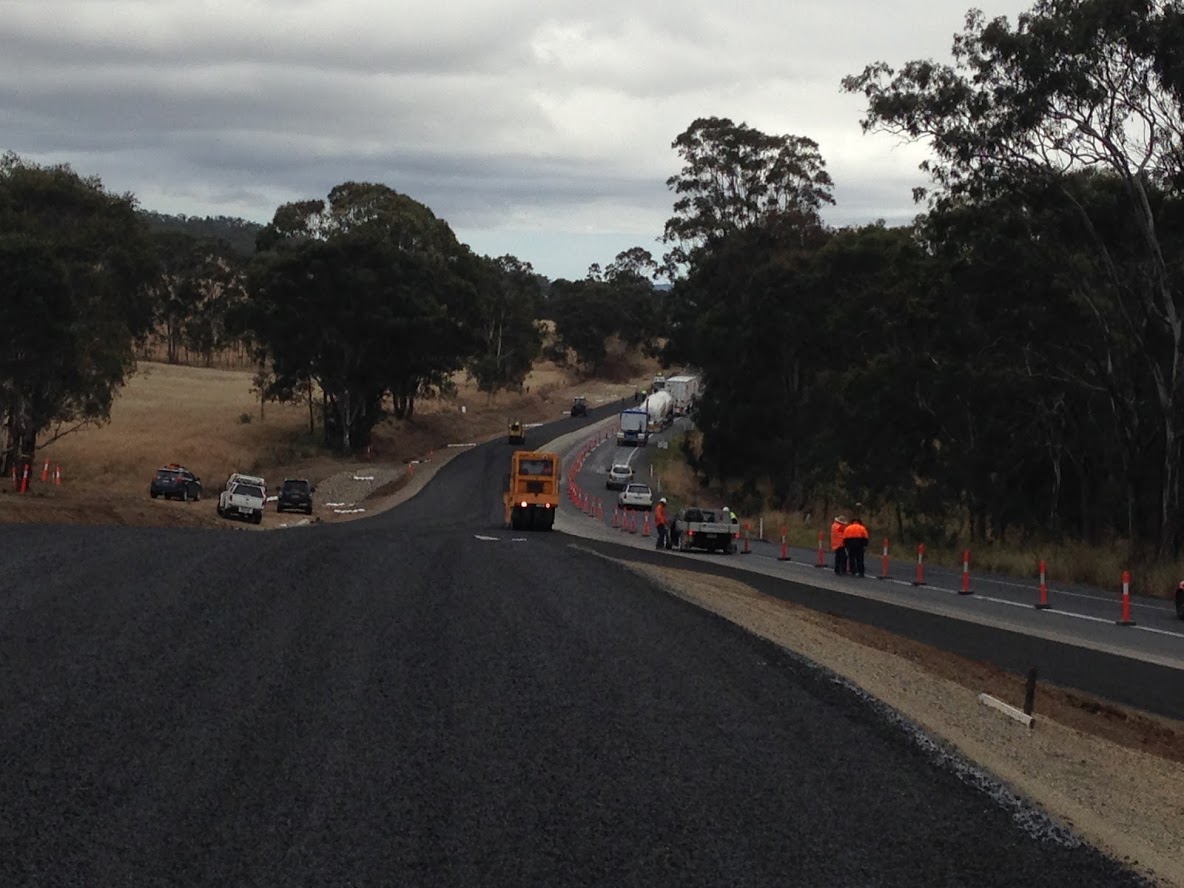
(0, 348, 657, 529)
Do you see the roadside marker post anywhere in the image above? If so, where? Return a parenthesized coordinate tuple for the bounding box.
(1035, 560, 1050, 609)
(912, 543, 926, 586)
(878, 539, 890, 580)
(1117, 570, 1136, 626)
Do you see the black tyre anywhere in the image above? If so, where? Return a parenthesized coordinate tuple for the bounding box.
(150, 492, 159, 499)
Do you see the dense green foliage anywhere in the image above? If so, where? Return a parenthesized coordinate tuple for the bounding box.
(668, 0, 1184, 557)
(140, 211, 262, 257)
(0, 154, 158, 474)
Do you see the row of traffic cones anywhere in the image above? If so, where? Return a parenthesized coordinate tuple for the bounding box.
(10, 461, 64, 493)
(611, 507, 650, 535)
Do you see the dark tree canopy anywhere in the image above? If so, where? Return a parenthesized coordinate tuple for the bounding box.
(0, 153, 157, 473)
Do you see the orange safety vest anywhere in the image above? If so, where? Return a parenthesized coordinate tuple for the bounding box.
(654, 503, 667, 526)
(843, 521, 869, 542)
(830, 521, 847, 551)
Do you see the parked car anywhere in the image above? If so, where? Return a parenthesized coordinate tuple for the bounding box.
(149, 464, 202, 501)
(217, 482, 265, 524)
(617, 482, 654, 511)
(605, 463, 634, 490)
(226, 473, 267, 502)
(571, 396, 588, 418)
(276, 478, 315, 515)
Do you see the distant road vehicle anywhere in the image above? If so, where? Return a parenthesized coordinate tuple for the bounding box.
(149, 464, 202, 501)
(508, 420, 526, 445)
(275, 479, 314, 515)
(618, 482, 654, 511)
(218, 482, 265, 524)
(570, 396, 588, 418)
(605, 463, 634, 490)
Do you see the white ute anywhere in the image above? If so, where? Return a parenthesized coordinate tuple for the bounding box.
(617, 482, 654, 511)
(218, 482, 265, 524)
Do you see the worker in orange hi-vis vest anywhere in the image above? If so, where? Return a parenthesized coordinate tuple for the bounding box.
(830, 515, 849, 575)
(842, 516, 871, 577)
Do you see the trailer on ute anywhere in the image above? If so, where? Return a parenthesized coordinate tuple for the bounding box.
(503, 450, 561, 531)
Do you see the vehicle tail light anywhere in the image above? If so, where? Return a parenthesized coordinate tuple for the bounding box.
(520, 501, 528, 507)
(734, 531, 740, 538)
(688, 530, 695, 536)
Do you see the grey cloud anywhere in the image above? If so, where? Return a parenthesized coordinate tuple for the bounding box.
(1, 0, 1024, 278)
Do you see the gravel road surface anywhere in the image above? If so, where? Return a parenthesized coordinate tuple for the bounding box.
(0, 407, 1154, 886)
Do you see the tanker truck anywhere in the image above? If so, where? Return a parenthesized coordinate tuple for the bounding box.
(644, 390, 674, 433)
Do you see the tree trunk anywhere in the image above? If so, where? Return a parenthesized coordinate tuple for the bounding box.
(337, 390, 352, 454)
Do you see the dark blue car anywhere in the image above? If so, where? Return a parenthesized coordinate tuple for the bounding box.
(149, 464, 202, 501)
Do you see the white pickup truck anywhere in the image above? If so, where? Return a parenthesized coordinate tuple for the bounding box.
(670, 507, 737, 554)
(217, 482, 265, 524)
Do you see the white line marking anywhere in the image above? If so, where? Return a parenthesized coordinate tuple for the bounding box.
(474, 534, 499, 541)
(1134, 625, 1184, 638)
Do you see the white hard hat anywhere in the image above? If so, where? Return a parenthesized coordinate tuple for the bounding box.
(659, 497, 667, 503)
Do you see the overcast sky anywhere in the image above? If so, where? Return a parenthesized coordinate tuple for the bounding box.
(1, 0, 1029, 280)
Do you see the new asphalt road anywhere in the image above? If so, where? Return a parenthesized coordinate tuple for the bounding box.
(0, 403, 1159, 886)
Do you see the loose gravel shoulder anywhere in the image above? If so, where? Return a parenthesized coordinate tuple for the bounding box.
(619, 561, 1184, 888)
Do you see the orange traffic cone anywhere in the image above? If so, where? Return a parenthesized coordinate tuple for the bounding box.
(53, 465, 62, 486)
(642, 513, 651, 537)
(41, 460, 50, 482)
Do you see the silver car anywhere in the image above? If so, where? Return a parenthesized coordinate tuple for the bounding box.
(605, 463, 634, 490)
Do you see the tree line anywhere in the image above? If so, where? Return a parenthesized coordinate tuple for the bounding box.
(8, 0, 1176, 563)
(663, 0, 1184, 559)
(0, 155, 661, 472)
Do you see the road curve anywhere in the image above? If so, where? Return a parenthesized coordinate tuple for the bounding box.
(0, 404, 1153, 886)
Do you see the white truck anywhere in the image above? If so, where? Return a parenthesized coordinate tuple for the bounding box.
(617, 408, 650, 446)
(666, 374, 700, 416)
(644, 390, 674, 433)
(218, 482, 266, 524)
(670, 506, 737, 554)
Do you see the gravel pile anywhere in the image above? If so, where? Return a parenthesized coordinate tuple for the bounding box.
(312, 464, 410, 514)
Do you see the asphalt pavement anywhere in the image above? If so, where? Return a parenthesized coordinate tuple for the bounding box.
(0, 399, 1159, 886)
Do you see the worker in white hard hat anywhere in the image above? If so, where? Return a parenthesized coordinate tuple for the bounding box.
(654, 497, 669, 550)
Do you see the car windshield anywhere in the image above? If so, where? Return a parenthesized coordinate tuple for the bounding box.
(626, 484, 650, 494)
(611, 466, 631, 475)
(234, 485, 264, 499)
(155, 469, 181, 481)
(283, 481, 309, 493)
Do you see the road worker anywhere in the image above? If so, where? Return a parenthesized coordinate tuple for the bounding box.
(654, 497, 669, 550)
(831, 515, 849, 575)
(842, 515, 870, 577)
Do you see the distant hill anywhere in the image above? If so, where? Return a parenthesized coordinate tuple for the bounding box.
(139, 210, 263, 256)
